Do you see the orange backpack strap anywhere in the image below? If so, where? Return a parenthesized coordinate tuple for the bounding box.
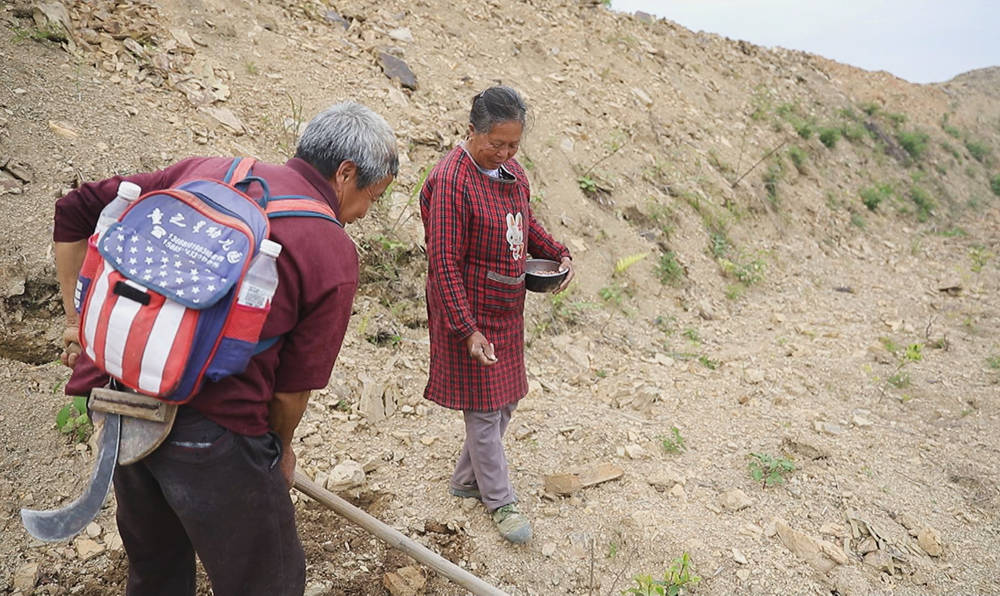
(223, 157, 257, 184)
(265, 195, 341, 227)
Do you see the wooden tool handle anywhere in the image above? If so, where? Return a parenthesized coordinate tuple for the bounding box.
(292, 470, 509, 596)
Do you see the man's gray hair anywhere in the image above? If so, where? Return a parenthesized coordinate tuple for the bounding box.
(295, 102, 398, 188)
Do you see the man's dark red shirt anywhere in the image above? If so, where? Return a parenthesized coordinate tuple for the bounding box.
(54, 157, 358, 435)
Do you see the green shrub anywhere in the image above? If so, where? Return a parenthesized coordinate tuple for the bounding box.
(991, 174, 1000, 197)
(787, 146, 807, 173)
(860, 102, 880, 116)
(887, 112, 907, 127)
(897, 130, 929, 159)
(841, 123, 867, 142)
(657, 251, 684, 285)
(859, 184, 892, 211)
(910, 185, 935, 221)
(819, 127, 840, 149)
(942, 123, 961, 138)
(965, 139, 991, 163)
(794, 120, 814, 139)
(763, 162, 782, 203)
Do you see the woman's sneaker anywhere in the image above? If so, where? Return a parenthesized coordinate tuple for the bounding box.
(492, 504, 532, 544)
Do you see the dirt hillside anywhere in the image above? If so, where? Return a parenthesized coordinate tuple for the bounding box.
(1, 1, 999, 594)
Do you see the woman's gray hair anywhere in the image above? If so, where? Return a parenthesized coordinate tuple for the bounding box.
(295, 101, 398, 188)
(469, 86, 527, 134)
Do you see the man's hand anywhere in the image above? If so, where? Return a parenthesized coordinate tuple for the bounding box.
(554, 256, 574, 293)
(278, 444, 296, 489)
(61, 324, 81, 369)
(268, 390, 310, 490)
(465, 331, 497, 366)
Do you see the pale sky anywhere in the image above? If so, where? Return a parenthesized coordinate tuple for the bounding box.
(611, 0, 999, 84)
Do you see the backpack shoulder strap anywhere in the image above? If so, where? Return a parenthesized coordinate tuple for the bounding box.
(266, 195, 342, 227)
(223, 157, 257, 184)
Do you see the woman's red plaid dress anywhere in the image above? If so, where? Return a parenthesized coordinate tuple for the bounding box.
(421, 146, 570, 411)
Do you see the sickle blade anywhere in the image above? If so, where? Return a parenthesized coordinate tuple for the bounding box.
(21, 413, 121, 542)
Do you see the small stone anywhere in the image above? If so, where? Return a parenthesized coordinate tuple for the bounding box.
(744, 368, 766, 384)
(459, 497, 478, 512)
(647, 467, 685, 489)
(668, 483, 686, 500)
(387, 27, 414, 42)
(862, 550, 895, 573)
(383, 565, 425, 596)
(624, 444, 645, 459)
(48, 120, 79, 138)
(85, 522, 101, 538)
(542, 542, 556, 557)
(378, 53, 417, 90)
(106, 532, 123, 551)
(305, 582, 332, 596)
(74, 538, 105, 560)
(720, 489, 752, 511)
(917, 527, 943, 557)
(13, 562, 39, 592)
(736, 569, 750, 581)
(851, 415, 873, 428)
(814, 421, 845, 435)
(819, 522, 847, 538)
(732, 548, 748, 565)
(400, 405, 414, 414)
(631, 87, 653, 106)
(419, 435, 438, 446)
(560, 137, 575, 152)
(327, 460, 365, 491)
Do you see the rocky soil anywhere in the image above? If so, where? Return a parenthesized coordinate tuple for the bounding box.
(1, 1, 999, 595)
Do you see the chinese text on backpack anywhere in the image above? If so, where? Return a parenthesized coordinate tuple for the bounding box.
(75, 158, 339, 403)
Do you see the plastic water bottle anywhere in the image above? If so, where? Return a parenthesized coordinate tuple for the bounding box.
(237, 239, 282, 308)
(95, 180, 141, 240)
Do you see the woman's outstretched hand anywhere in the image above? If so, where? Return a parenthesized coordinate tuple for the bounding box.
(465, 331, 498, 366)
(555, 257, 574, 293)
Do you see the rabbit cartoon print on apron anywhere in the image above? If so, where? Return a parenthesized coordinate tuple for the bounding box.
(505, 212, 524, 261)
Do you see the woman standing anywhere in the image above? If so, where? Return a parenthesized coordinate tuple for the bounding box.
(420, 86, 573, 544)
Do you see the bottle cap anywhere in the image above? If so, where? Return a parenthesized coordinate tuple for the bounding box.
(117, 181, 141, 201)
(260, 239, 283, 258)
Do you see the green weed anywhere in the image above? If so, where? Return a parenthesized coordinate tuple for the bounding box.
(897, 130, 929, 159)
(56, 396, 92, 443)
(888, 371, 911, 388)
(657, 251, 684, 285)
(991, 174, 1000, 197)
(682, 328, 700, 343)
(965, 139, 991, 164)
(909, 185, 935, 221)
(969, 245, 993, 272)
(660, 426, 687, 454)
(859, 183, 892, 211)
(987, 355, 1000, 370)
(578, 176, 598, 194)
(887, 112, 908, 127)
(698, 355, 720, 370)
(763, 162, 782, 204)
(787, 146, 807, 174)
(625, 552, 700, 596)
(748, 452, 794, 487)
(819, 127, 841, 149)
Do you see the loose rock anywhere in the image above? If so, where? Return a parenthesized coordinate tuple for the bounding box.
(720, 489, 752, 511)
(13, 562, 39, 592)
(917, 526, 943, 557)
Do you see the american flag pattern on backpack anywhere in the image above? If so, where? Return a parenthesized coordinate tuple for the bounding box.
(76, 158, 339, 403)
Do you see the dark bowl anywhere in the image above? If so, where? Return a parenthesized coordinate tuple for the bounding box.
(525, 259, 567, 293)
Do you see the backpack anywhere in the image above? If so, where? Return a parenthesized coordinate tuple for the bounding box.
(75, 158, 340, 403)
